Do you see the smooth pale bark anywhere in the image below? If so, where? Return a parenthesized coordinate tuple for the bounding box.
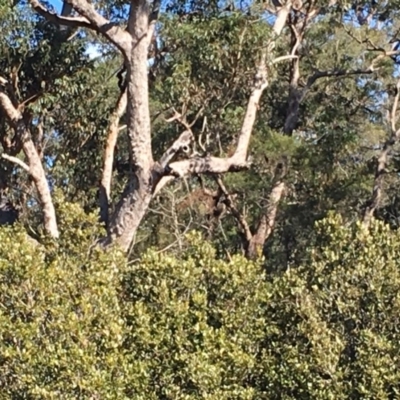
(0, 92, 59, 238)
(28, 0, 288, 251)
(28, 0, 400, 252)
(99, 89, 127, 225)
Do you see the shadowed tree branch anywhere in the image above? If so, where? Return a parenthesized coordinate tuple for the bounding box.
(28, 0, 132, 54)
(29, 0, 92, 29)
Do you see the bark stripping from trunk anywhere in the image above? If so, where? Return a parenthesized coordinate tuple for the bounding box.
(0, 91, 59, 238)
(99, 89, 127, 225)
(363, 81, 400, 226)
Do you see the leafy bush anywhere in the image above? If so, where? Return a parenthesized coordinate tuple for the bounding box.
(1, 206, 400, 398)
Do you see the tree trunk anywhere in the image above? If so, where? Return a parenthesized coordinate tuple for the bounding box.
(0, 92, 59, 238)
(99, 89, 127, 225)
(246, 181, 285, 259)
(103, 174, 153, 250)
(21, 127, 59, 238)
(27, 0, 290, 252)
(105, 0, 154, 251)
(363, 81, 400, 226)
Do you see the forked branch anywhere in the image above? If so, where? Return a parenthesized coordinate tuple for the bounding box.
(28, 0, 92, 29)
(28, 0, 132, 54)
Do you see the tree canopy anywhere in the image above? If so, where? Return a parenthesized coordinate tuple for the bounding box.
(1, 0, 400, 260)
(2, 0, 400, 397)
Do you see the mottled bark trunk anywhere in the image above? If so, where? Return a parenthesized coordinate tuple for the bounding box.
(103, 174, 154, 250)
(106, 0, 154, 251)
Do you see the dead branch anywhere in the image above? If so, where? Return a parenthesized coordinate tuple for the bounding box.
(28, 0, 132, 54)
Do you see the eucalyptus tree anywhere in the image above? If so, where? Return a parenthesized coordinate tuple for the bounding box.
(2, 0, 400, 256)
(7, 0, 292, 251)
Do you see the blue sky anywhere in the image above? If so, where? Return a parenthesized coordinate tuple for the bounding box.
(48, 0, 63, 12)
(46, 0, 102, 58)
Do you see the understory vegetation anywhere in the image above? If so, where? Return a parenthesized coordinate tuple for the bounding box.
(2, 0, 400, 397)
(2, 210, 400, 398)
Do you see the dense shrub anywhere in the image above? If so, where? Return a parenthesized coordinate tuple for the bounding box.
(0, 206, 400, 399)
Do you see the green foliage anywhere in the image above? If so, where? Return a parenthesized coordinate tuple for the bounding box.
(259, 215, 400, 399)
(1, 208, 400, 398)
(0, 206, 127, 399)
(4, 2, 400, 395)
(122, 232, 267, 399)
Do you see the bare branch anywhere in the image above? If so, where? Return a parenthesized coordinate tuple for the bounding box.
(1, 153, 30, 173)
(306, 67, 375, 88)
(28, 0, 92, 29)
(391, 81, 400, 134)
(67, 0, 131, 52)
(273, 1, 292, 35)
(29, 0, 132, 54)
(272, 55, 299, 64)
(166, 155, 249, 178)
(159, 130, 194, 169)
(214, 176, 252, 242)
